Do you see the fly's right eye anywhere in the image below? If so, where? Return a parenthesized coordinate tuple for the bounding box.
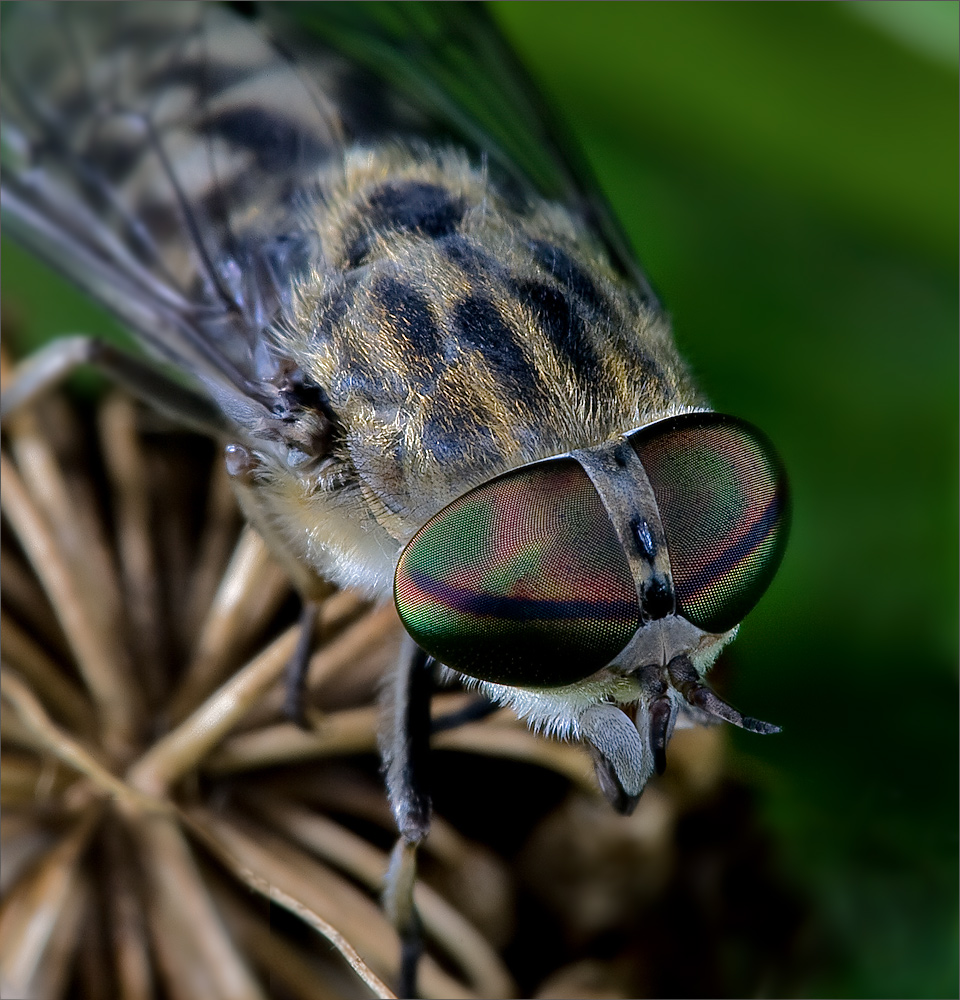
(394, 458, 641, 688)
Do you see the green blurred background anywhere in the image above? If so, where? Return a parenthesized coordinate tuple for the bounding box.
(3, 3, 957, 997)
(492, 3, 959, 998)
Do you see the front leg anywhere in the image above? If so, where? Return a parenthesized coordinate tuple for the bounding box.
(282, 599, 320, 728)
(380, 638, 435, 998)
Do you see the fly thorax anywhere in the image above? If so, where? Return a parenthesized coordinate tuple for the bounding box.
(287, 144, 698, 546)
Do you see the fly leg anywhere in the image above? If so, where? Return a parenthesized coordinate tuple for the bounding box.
(282, 599, 320, 727)
(0, 335, 225, 435)
(381, 639, 434, 999)
(430, 695, 500, 733)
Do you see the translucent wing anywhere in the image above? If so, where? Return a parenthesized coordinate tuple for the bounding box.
(270, 2, 661, 309)
(1, 1, 661, 433)
(1, 1, 356, 426)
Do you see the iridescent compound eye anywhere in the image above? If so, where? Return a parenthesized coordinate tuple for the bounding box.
(629, 413, 790, 634)
(394, 459, 641, 687)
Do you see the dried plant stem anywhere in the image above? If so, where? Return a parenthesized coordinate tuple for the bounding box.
(183, 456, 241, 641)
(127, 622, 301, 796)
(188, 808, 479, 999)
(0, 369, 580, 999)
(315, 588, 371, 636)
(1, 613, 94, 734)
(213, 882, 348, 1000)
(207, 696, 596, 795)
(132, 813, 266, 1000)
(277, 771, 515, 933)
(0, 452, 139, 757)
(245, 794, 516, 999)
(185, 809, 398, 1000)
(0, 551, 66, 658)
(0, 806, 99, 995)
(99, 393, 166, 708)
(204, 706, 379, 775)
(170, 525, 288, 721)
(31, 872, 90, 1000)
(0, 700, 50, 755)
(0, 752, 73, 808)
(102, 819, 155, 1000)
(1, 670, 172, 818)
(0, 816, 57, 901)
(307, 603, 399, 684)
(6, 401, 127, 664)
(243, 602, 402, 726)
(7, 408, 106, 598)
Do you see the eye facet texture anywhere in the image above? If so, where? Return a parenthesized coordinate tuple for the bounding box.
(394, 459, 641, 687)
(629, 413, 790, 634)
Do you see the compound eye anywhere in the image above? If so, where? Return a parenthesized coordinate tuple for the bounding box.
(629, 413, 789, 634)
(395, 458, 641, 687)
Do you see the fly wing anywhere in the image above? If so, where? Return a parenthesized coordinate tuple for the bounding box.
(270, 2, 662, 311)
(1, 1, 354, 426)
(2, 1, 661, 431)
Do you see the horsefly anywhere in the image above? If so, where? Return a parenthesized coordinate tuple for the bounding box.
(1, 4, 789, 995)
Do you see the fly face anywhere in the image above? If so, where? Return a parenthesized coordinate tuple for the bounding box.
(395, 411, 789, 810)
(1, 1, 789, 816)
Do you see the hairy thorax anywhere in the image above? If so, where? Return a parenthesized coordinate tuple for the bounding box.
(248, 146, 702, 596)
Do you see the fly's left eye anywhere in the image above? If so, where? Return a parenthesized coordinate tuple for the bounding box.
(394, 458, 641, 687)
(629, 413, 790, 633)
